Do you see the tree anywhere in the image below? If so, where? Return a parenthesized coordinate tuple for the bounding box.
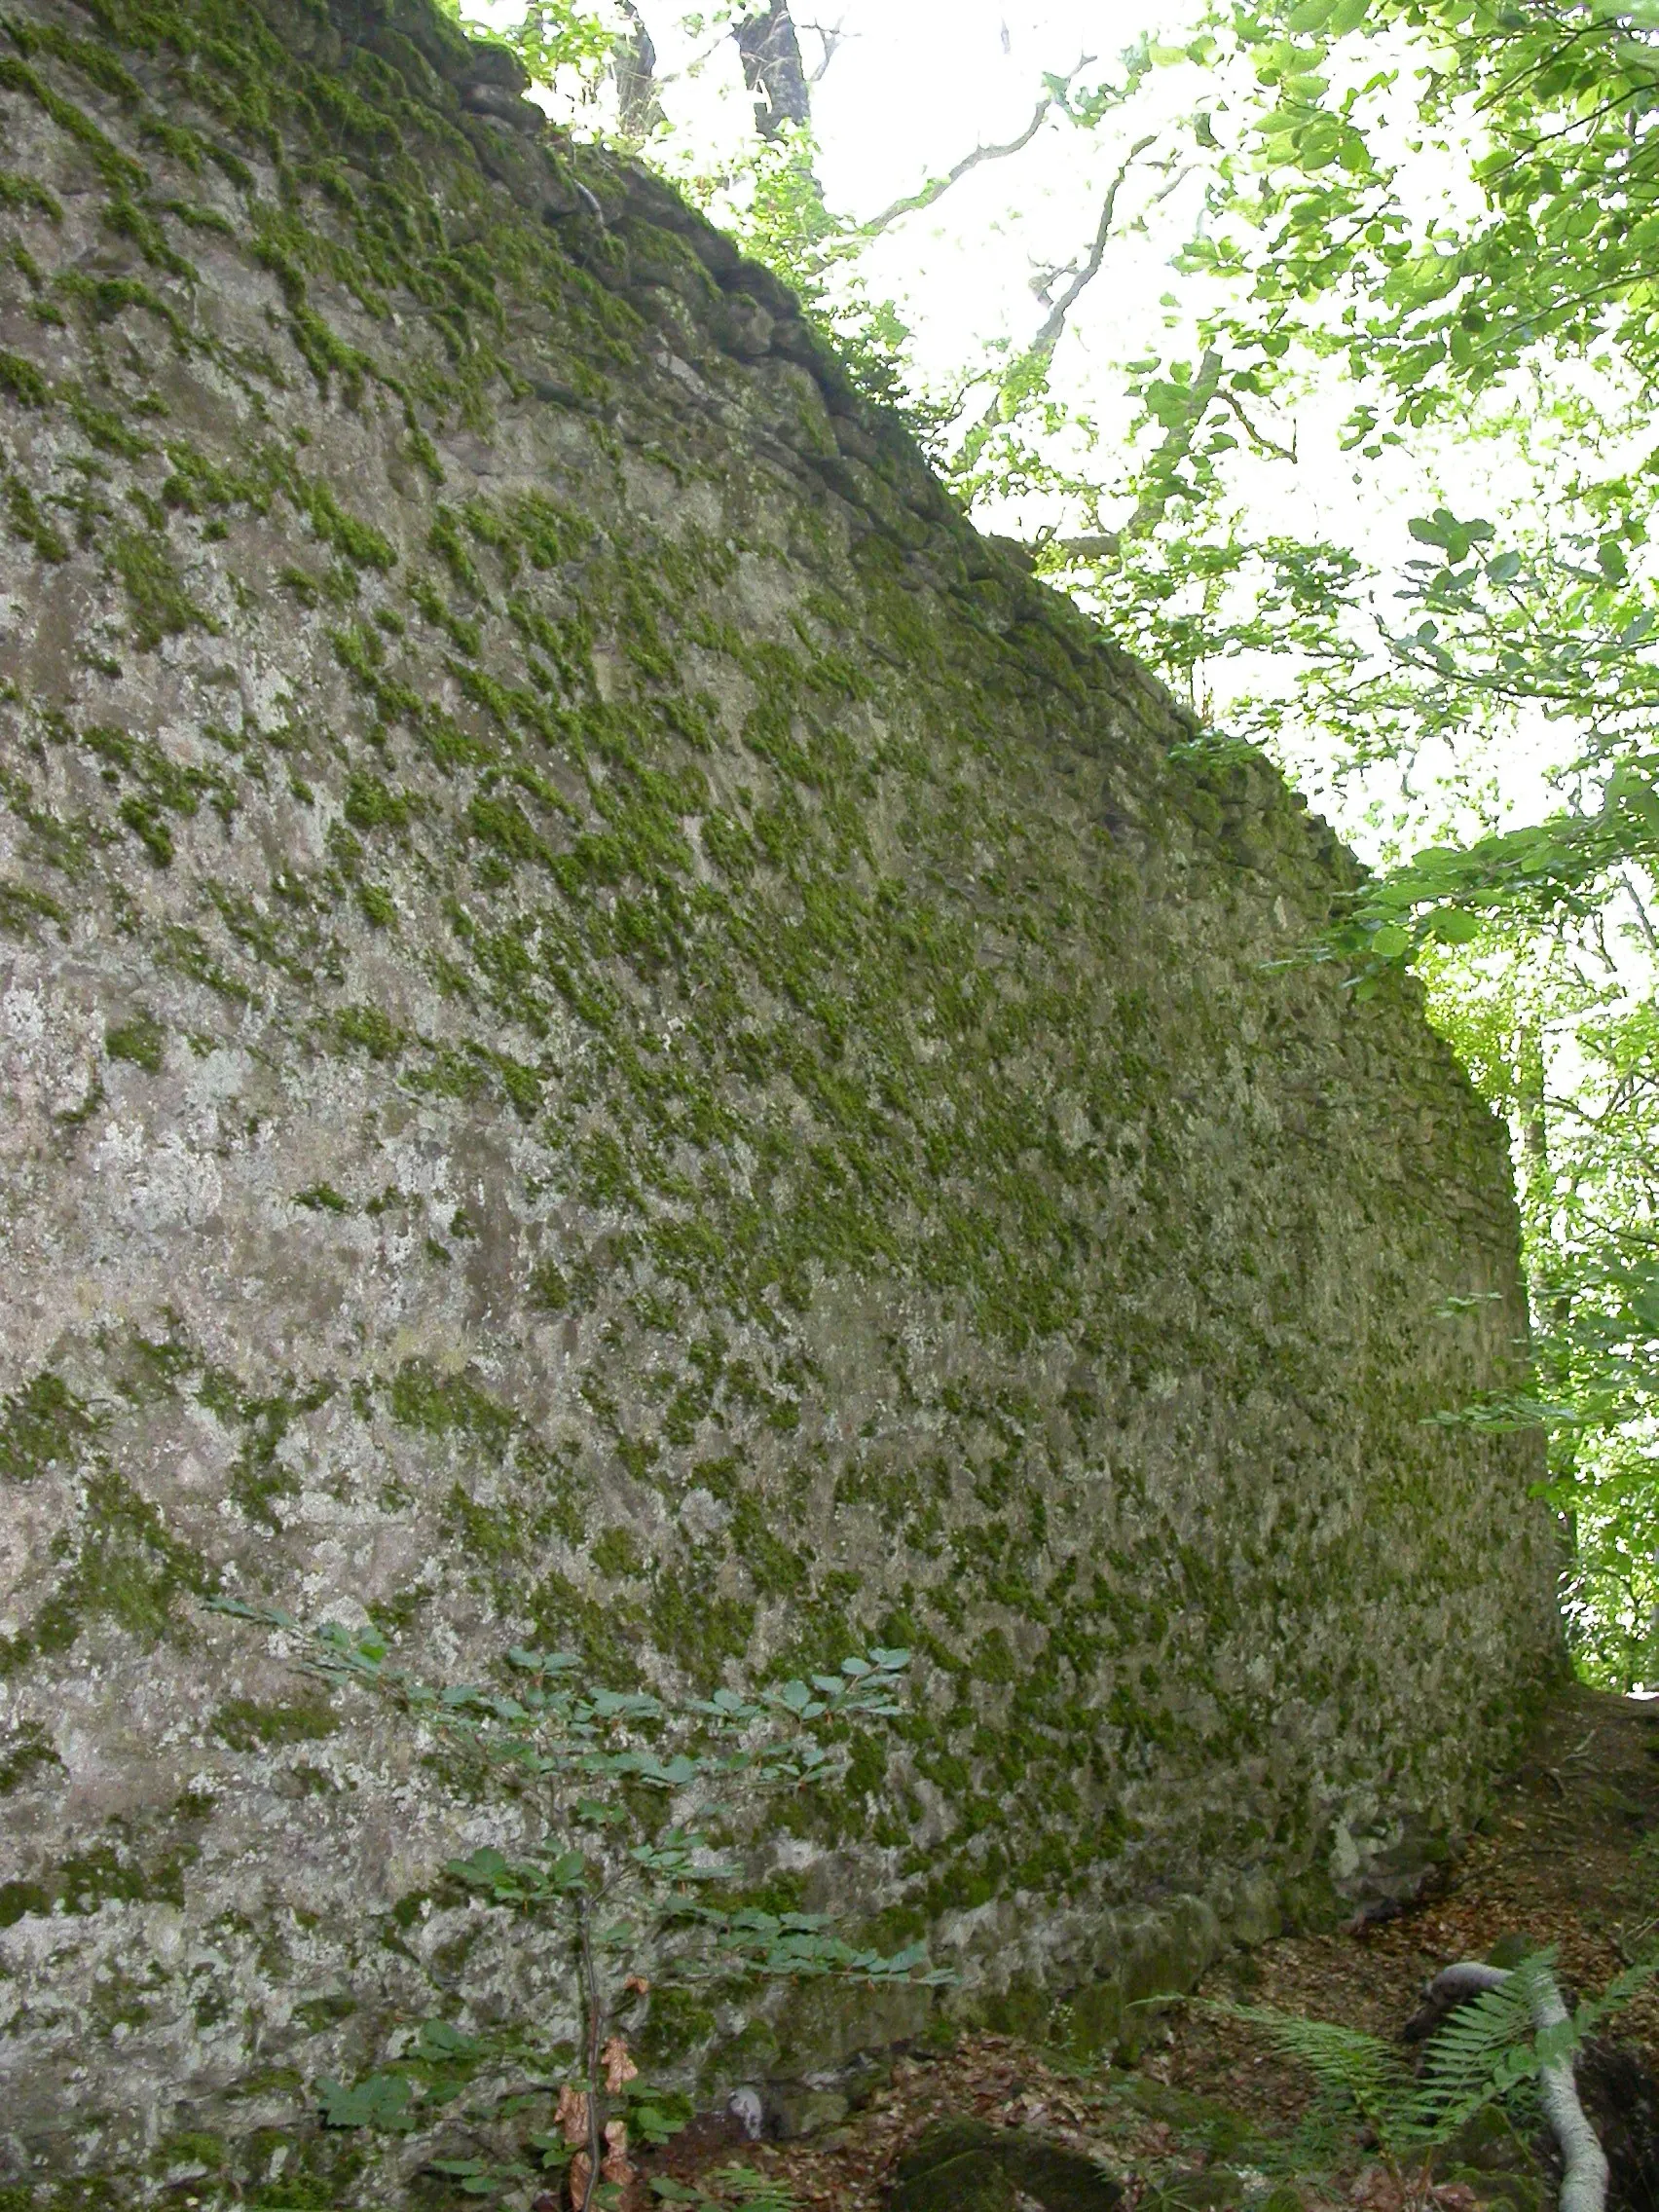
(613, 0, 666, 137)
(732, 0, 812, 137)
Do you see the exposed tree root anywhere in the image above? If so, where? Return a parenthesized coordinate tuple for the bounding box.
(1428, 1962, 1610, 2212)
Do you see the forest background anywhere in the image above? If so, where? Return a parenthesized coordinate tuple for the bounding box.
(442, 0, 1659, 1689)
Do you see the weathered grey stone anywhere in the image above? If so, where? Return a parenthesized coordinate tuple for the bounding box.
(762, 2083, 850, 2140)
(0, 0, 1565, 2189)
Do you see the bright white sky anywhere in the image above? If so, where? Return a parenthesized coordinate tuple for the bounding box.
(787, 0, 1167, 204)
(645, 0, 1202, 409)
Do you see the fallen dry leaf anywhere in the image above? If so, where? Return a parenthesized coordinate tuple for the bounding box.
(603, 2035, 640, 2094)
(555, 2084, 590, 2148)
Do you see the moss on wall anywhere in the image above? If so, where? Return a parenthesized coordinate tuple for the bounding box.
(0, 0, 1563, 2191)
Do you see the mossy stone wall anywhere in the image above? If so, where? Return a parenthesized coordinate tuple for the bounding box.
(0, 0, 1562, 2191)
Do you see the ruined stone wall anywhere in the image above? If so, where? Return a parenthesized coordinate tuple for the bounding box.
(0, 0, 1563, 2190)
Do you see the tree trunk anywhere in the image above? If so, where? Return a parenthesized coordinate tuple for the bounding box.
(734, 0, 812, 137)
(613, 0, 665, 136)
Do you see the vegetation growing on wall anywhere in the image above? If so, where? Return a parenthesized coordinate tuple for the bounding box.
(211, 1604, 939, 2201)
(484, 0, 1659, 1686)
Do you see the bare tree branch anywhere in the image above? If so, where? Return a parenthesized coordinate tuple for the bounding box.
(861, 56, 1095, 238)
(952, 130, 1165, 478)
(1028, 256, 1082, 306)
(799, 16, 849, 83)
(1043, 347, 1226, 563)
(1621, 869, 1659, 957)
(1010, 131, 1159, 381)
(1219, 388, 1295, 462)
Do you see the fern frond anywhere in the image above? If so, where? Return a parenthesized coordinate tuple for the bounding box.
(1193, 2001, 1415, 2145)
(1572, 1948, 1659, 2039)
(1411, 1953, 1554, 2137)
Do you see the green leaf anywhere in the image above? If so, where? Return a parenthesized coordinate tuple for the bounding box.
(205, 1594, 276, 1621)
(318, 2072, 415, 2131)
(528, 2130, 577, 2169)
(1370, 924, 1412, 957)
(1408, 508, 1493, 566)
(450, 1846, 512, 1884)
(630, 2091, 693, 2146)
(1571, 1945, 1659, 2034)
(1412, 1954, 1554, 2136)
(1430, 908, 1483, 943)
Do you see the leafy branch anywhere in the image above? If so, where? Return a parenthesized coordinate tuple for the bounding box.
(208, 1600, 943, 2206)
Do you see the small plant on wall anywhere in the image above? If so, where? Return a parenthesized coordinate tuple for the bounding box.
(209, 1599, 945, 2206)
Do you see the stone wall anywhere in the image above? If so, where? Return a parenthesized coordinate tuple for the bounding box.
(0, 0, 1563, 2190)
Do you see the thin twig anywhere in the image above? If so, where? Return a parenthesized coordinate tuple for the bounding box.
(580, 1894, 604, 2212)
(1220, 388, 1296, 461)
(963, 129, 1161, 454)
(1620, 870, 1659, 956)
(1025, 133, 1159, 360)
(1613, 1911, 1659, 1967)
(799, 16, 849, 83)
(861, 55, 1095, 235)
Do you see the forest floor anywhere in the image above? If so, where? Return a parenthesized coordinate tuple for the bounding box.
(679, 1683, 1659, 2212)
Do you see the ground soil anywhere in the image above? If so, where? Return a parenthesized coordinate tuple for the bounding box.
(675, 1684, 1659, 2212)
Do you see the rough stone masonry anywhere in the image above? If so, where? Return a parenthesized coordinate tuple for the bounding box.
(0, 0, 1563, 2190)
